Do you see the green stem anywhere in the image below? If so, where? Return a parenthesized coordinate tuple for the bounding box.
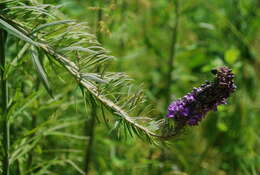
(26, 114, 37, 174)
(84, 98, 97, 175)
(84, 5, 103, 174)
(165, 0, 179, 105)
(0, 28, 9, 175)
(27, 72, 40, 174)
(96, 6, 103, 43)
(117, 0, 127, 71)
(158, 2, 180, 174)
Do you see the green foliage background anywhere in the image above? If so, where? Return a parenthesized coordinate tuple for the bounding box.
(0, 0, 260, 175)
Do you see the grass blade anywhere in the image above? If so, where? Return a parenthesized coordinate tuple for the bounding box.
(0, 16, 39, 46)
(31, 20, 74, 34)
(31, 46, 53, 98)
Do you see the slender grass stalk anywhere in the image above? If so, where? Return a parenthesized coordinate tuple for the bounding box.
(96, 8, 103, 43)
(84, 98, 97, 175)
(231, 0, 253, 62)
(84, 4, 103, 174)
(0, 28, 9, 175)
(27, 76, 40, 174)
(135, 0, 139, 12)
(165, 0, 179, 105)
(26, 114, 37, 173)
(158, 1, 180, 174)
(117, 0, 127, 71)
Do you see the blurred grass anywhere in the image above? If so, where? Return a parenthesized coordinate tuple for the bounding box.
(1, 0, 259, 174)
(54, 0, 260, 174)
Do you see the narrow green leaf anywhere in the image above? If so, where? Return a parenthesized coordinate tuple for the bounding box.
(32, 20, 74, 34)
(81, 73, 108, 84)
(31, 46, 53, 98)
(9, 91, 41, 119)
(0, 0, 13, 4)
(0, 17, 39, 46)
(9, 6, 54, 18)
(10, 137, 41, 164)
(58, 46, 98, 54)
(5, 43, 30, 78)
(65, 160, 85, 175)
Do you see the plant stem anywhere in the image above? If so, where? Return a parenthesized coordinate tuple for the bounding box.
(84, 98, 97, 175)
(231, 0, 253, 62)
(84, 4, 103, 174)
(117, 0, 127, 71)
(165, 0, 179, 105)
(0, 28, 9, 175)
(96, 5, 103, 43)
(158, 2, 180, 174)
(27, 75, 40, 174)
(26, 113, 37, 174)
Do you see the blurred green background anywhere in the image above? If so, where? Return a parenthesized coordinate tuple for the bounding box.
(3, 0, 260, 174)
(47, 0, 259, 174)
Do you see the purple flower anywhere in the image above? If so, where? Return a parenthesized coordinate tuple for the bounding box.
(166, 66, 236, 126)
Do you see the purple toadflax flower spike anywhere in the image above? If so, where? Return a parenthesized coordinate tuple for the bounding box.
(166, 66, 236, 126)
